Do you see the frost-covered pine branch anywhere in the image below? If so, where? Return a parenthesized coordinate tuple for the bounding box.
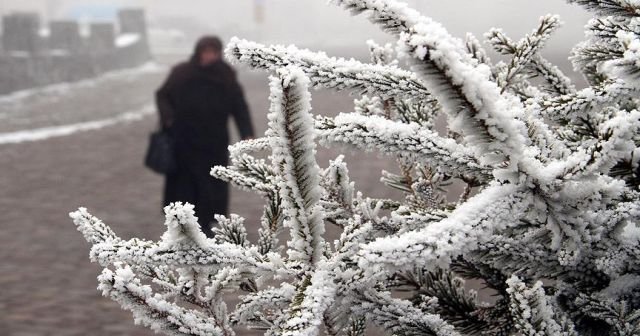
(226, 38, 435, 102)
(73, 0, 640, 335)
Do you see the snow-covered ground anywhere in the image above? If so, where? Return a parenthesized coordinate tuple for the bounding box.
(0, 62, 166, 135)
(0, 62, 163, 108)
(0, 103, 154, 145)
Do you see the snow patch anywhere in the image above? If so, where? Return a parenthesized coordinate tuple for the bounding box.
(116, 33, 141, 48)
(0, 62, 163, 106)
(0, 103, 154, 145)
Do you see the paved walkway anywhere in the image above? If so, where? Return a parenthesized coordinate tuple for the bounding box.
(0, 62, 401, 335)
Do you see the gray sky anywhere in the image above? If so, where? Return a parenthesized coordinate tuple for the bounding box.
(0, 0, 591, 56)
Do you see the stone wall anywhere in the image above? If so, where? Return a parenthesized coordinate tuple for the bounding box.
(0, 8, 152, 95)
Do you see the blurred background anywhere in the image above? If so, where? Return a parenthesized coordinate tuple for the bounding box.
(0, 0, 591, 53)
(0, 0, 593, 102)
(0, 1, 590, 335)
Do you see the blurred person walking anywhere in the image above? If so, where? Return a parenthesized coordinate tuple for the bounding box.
(155, 36, 255, 237)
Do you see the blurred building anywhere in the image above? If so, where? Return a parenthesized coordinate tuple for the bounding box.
(0, 0, 591, 58)
(0, 7, 152, 94)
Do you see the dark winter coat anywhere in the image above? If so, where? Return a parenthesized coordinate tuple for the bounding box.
(155, 43, 255, 236)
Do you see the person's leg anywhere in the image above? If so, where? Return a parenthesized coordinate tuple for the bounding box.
(163, 173, 178, 207)
(163, 168, 197, 211)
(194, 175, 228, 238)
(209, 178, 230, 217)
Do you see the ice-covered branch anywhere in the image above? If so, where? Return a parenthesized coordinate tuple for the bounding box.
(525, 112, 571, 162)
(332, 0, 531, 178)
(602, 30, 640, 84)
(354, 289, 462, 336)
(211, 166, 273, 195)
(486, 16, 575, 95)
(231, 284, 296, 328)
(465, 33, 494, 70)
(367, 40, 395, 65)
(280, 267, 337, 336)
(358, 184, 531, 274)
(71, 207, 118, 244)
(228, 138, 271, 158)
(567, 0, 640, 17)
(211, 154, 275, 196)
(576, 292, 640, 335)
(71, 205, 286, 274)
(552, 110, 640, 179)
(320, 155, 356, 225)
(88, 236, 281, 272)
(267, 67, 326, 265)
(506, 276, 578, 335)
(330, 0, 423, 36)
(226, 38, 434, 102)
(98, 265, 230, 336)
(488, 15, 564, 91)
(316, 113, 492, 182)
(538, 80, 635, 125)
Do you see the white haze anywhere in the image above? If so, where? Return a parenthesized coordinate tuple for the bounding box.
(0, 0, 591, 57)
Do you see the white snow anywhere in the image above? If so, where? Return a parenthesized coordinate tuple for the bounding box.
(160, 202, 211, 249)
(0, 103, 154, 145)
(116, 33, 142, 48)
(0, 62, 163, 107)
(39, 28, 51, 38)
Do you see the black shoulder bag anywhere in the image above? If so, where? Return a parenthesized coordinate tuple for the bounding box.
(144, 128, 177, 175)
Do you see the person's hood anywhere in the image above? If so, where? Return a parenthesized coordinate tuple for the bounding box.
(190, 36, 223, 65)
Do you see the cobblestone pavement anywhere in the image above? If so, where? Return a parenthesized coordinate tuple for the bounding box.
(0, 61, 404, 335)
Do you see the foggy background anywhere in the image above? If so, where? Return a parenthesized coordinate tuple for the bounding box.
(0, 0, 591, 57)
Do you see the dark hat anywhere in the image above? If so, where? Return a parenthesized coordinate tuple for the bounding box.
(191, 36, 224, 64)
(194, 36, 223, 54)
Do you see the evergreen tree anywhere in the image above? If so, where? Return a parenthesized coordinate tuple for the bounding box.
(72, 0, 640, 334)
